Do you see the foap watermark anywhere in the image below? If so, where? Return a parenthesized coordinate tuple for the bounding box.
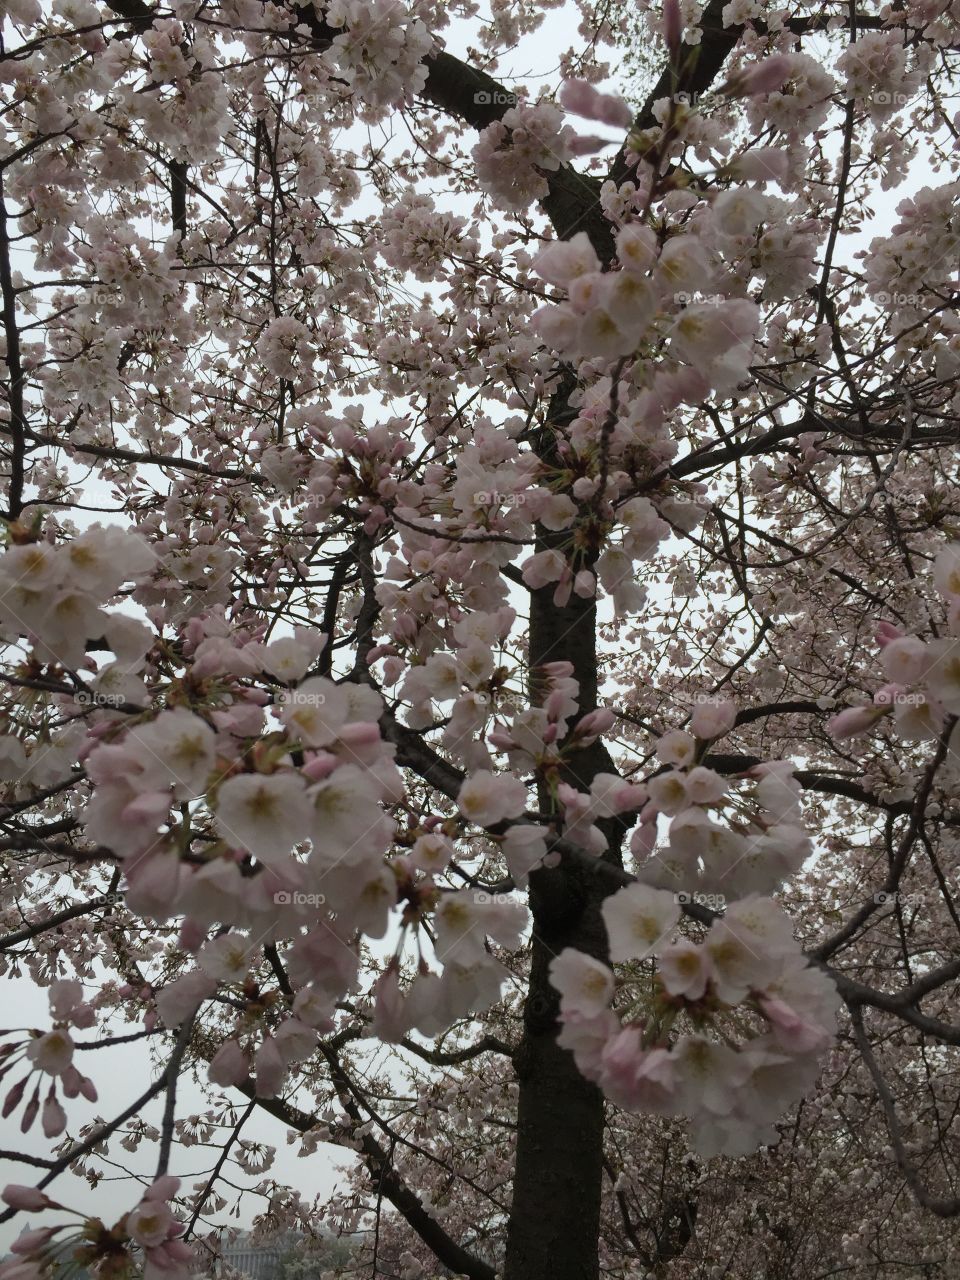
(273, 891, 327, 906)
(873, 291, 924, 308)
(873, 891, 921, 907)
(474, 490, 526, 506)
(873, 689, 926, 707)
(474, 891, 514, 905)
(673, 291, 726, 306)
(675, 891, 726, 910)
(278, 688, 326, 707)
(90, 891, 123, 907)
(474, 90, 515, 106)
(670, 90, 709, 108)
(75, 688, 128, 708)
(473, 690, 525, 709)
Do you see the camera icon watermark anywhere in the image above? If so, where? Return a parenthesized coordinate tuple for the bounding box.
(671, 90, 707, 107)
(473, 691, 523, 708)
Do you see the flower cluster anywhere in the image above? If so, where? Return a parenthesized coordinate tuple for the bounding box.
(828, 544, 960, 743)
(472, 101, 576, 210)
(859, 179, 960, 324)
(323, 0, 433, 109)
(0, 526, 155, 670)
(530, 226, 759, 381)
(631, 702, 811, 901)
(551, 889, 839, 1157)
(0, 1177, 195, 1280)
(836, 30, 923, 122)
(1, 982, 97, 1141)
(379, 192, 478, 282)
(548, 693, 838, 1156)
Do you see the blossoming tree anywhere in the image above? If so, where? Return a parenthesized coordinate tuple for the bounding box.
(0, 0, 959, 1275)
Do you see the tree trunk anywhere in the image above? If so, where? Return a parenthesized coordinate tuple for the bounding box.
(502, 534, 628, 1280)
(502, 871, 609, 1280)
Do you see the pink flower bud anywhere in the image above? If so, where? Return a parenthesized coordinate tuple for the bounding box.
(254, 1036, 285, 1098)
(597, 95, 634, 128)
(542, 661, 575, 678)
(2, 1186, 53, 1212)
(724, 55, 793, 99)
(41, 1094, 66, 1139)
(145, 1175, 181, 1203)
(559, 78, 600, 118)
(826, 705, 887, 740)
(875, 621, 904, 648)
(567, 134, 615, 157)
(573, 708, 616, 737)
(208, 1040, 248, 1088)
(663, 0, 682, 52)
(11, 1227, 58, 1256)
(301, 751, 339, 781)
(337, 721, 382, 748)
(545, 689, 570, 721)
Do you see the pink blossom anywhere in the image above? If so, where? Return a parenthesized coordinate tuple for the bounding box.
(601, 884, 680, 962)
(10, 1228, 58, 1256)
(725, 55, 794, 98)
(457, 770, 528, 826)
(656, 729, 696, 767)
(26, 1031, 73, 1077)
(879, 636, 929, 685)
(154, 971, 217, 1028)
(875, 620, 904, 647)
(549, 949, 614, 1016)
(535, 232, 601, 290)
(758, 995, 830, 1053)
(214, 771, 313, 862)
(372, 965, 410, 1043)
(934, 544, 960, 599)
(659, 940, 713, 1000)
(646, 770, 689, 815)
(127, 1197, 176, 1249)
